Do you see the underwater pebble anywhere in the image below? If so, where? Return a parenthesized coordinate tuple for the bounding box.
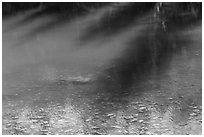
(138, 104, 145, 107)
(43, 121, 49, 124)
(179, 123, 188, 126)
(91, 126, 100, 130)
(146, 131, 151, 135)
(189, 113, 197, 117)
(152, 102, 158, 105)
(44, 124, 50, 127)
(31, 119, 38, 123)
(168, 98, 173, 100)
(131, 118, 138, 122)
(107, 113, 114, 117)
(111, 125, 122, 129)
(134, 114, 139, 117)
(30, 125, 35, 129)
(12, 116, 19, 120)
(132, 101, 139, 105)
(6, 123, 12, 127)
(124, 116, 134, 120)
(193, 109, 200, 113)
(85, 118, 92, 122)
(92, 131, 103, 135)
(139, 107, 146, 110)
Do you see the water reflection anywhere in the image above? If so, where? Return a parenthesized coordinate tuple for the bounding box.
(2, 2, 202, 135)
(3, 100, 85, 135)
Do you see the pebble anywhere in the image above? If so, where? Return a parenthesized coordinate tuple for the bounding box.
(31, 119, 38, 123)
(43, 121, 49, 124)
(58, 119, 64, 123)
(131, 118, 138, 122)
(30, 125, 35, 129)
(12, 116, 19, 120)
(94, 115, 100, 119)
(138, 104, 145, 107)
(36, 116, 44, 119)
(6, 123, 12, 127)
(64, 120, 71, 123)
(134, 114, 139, 117)
(189, 113, 197, 117)
(91, 126, 100, 130)
(152, 102, 158, 105)
(124, 116, 134, 120)
(193, 109, 200, 113)
(138, 120, 144, 123)
(85, 118, 92, 122)
(179, 123, 188, 126)
(152, 117, 158, 120)
(65, 129, 71, 132)
(44, 124, 50, 127)
(173, 101, 180, 105)
(111, 125, 122, 129)
(141, 127, 148, 130)
(198, 106, 202, 110)
(146, 131, 151, 135)
(132, 101, 139, 105)
(41, 129, 48, 132)
(107, 113, 114, 117)
(92, 131, 103, 135)
(139, 107, 147, 110)
(139, 110, 145, 113)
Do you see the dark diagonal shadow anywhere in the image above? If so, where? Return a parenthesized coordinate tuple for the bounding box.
(12, 3, 112, 47)
(3, 5, 62, 32)
(91, 20, 195, 117)
(5, 4, 81, 32)
(79, 3, 155, 43)
(4, 3, 111, 33)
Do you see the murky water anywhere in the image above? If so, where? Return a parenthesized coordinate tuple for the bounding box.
(2, 3, 202, 135)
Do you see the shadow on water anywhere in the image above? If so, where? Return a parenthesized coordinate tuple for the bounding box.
(4, 3, 112, 48)
(4, 3, 111, 33)
(10, 4, 112, 47)
(79, 3, 155, 43)
(91, 20, 196, 116)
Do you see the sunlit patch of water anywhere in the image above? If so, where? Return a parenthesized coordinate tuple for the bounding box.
(147, 105, 175, 134)
(3, 100, 85, 135)
(48, 101, 84, 134)
(146, 103, 202, 135)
